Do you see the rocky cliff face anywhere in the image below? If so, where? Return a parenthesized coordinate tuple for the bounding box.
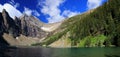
(0, 9, 63, 46)
(0, 13, 4, 35)
(0, 12, 9, 46)
(0, 9, 48, 46)
(0, 9, 20, 37)
(0, 9, 49, 38)
(0, 9, 19, 46)
(19, 14, 47, 38)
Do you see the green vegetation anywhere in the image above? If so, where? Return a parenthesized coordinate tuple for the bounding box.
(78, 35, 106, 47)
(38, 0, 120, 47)
(40, 29, 69, 45)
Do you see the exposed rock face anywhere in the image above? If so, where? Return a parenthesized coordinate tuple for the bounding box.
(0, 9, 19, 46)
(1, 9, 20, 37)
(0, 9, 62, 46)
(0, 13, 9, 46)
(0, 9, 48, 38)
(0, 13, 4, 34)
(0, 9, 47, 46)
(19, 14, 47, 38)
(14, 16, 21, 35)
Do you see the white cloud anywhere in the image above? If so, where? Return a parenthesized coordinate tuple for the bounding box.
(33, 10, 40, 16)
(0, 4, 3, 12)
(23, 7, 32, 16)
(87, 0, 104, 10)
(47, 14, 64, 23)
(39, 0, 80, 23)
(0, 3, 22, 19)
(9, 0, 20, 8)
(13, 3, 20, 8)
(39, 0, 65, 23)
(23, 7, 40, 16)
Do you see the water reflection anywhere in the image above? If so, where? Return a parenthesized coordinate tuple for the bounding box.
(0, 47, 120, 57)
(105, 54, 120, 57)
(0, 47, 16, 57)
(2, 47, 53, 57)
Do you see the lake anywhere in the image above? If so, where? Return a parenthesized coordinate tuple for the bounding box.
(0, 46, 120, 57)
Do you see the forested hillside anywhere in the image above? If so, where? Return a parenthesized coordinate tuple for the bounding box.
(40, 0, 120, 47)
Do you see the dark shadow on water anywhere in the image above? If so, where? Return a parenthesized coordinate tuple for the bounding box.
(105, 54, 120, 57)
(0, 46, 53, 57)
(0, 46, 17, 57)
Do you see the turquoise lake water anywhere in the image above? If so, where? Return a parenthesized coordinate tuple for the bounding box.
(0, 47, 120, 57)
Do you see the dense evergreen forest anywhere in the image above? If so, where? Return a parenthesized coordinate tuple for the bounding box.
(39, 0, 120, 47)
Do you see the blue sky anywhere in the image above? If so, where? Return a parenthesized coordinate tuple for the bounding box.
(0, 0, 107, 23)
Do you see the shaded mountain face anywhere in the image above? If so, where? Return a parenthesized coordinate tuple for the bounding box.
(42, 0, 120, 47)
(0, 9, 20, 37)
(0, 9, 20, 46)
(0, 9, 63, 46)
(0, 9, 61, 44)
(19, 14, 48, 38)
(0, 9, 51, 46)
(0, 9, 48, 38)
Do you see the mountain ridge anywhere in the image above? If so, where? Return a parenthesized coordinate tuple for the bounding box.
(0, 9, 62, 46)
(1, 0, 120, 47)
(40, 0, 120, 47)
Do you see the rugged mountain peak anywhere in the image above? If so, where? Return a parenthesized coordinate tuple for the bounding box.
(2, 9, 11, 19)
(14, 16, 21, 30)
(20, 14, 29, 18)
(2, 9, 9, 23)
(14, 16, 20, 22)
(20, 14, 45, 27)
(0, 9, 63, 46)
(0, 9, 20, 38)
(2, 9, 14, 32)
(14, 16, 18, 20)
(2, 9, 8, 15)
(0, 9, 53, 46)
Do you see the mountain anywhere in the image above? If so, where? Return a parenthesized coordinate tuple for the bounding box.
(1, 9, 20, 37)
(0, 9, 62, 46)
(1, 0, 120, 47)
(19, 14, 47, 38)
(41, 0, 120, 47)
(0, 9, 20, 46)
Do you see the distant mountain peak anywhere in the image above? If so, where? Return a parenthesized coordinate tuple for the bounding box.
(2, 9, 7, 13)
(2, 9, 10, 18)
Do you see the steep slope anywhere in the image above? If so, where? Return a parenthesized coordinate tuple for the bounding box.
(1, 9, 20, 37)
(19, 14, 47, 38)
(41, 0, 120, 47)
(0, 9, 63, 46)
(41, 22, 62, 32)
(0, 9, 20, 46)
(0, 10, 45, 46)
